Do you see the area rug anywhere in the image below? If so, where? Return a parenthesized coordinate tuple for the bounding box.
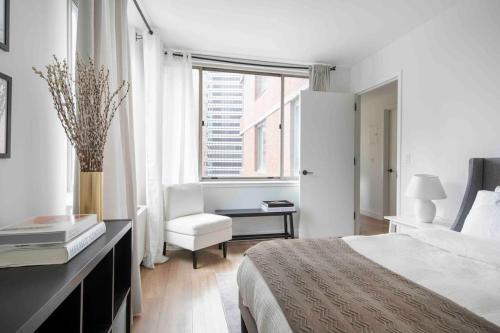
(216, 272, 241, 333)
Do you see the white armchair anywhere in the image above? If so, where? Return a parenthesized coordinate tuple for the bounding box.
(164, 183, 232, 269)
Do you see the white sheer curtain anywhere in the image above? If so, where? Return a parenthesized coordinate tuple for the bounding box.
(129, 28, 146, 207)
(76, 0, 143, 315)
(135, 45, 198, 268)
(163, 52, 199, 186)
(142, 30, 169, 268)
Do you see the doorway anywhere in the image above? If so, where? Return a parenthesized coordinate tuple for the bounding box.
(355, 80, 399, 235)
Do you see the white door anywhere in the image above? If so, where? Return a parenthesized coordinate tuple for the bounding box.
(383, 108, 398, 216)
(299, 91, 355, 238)
(388, 108, 398, 215)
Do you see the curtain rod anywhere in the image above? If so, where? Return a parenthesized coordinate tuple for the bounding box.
(133, 0, 153, 35)
(164, 51, 336, 71)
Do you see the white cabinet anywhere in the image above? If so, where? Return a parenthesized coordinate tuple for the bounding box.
(385, 216, 450, 233)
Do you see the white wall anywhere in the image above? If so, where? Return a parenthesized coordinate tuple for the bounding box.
(359, 82, 397, 219)
(0, 0, 68, 225)
(351, 0, 500, 223)
(203, 182, 299, 236)
(330, 67, 351, 93)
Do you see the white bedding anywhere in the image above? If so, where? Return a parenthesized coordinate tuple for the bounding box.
(237, 229, 500, 333)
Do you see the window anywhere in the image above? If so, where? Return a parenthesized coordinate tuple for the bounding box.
(255, 122, 266, 173)
(290, 97, 300, 175)
(283, 77, 309, 177)
(199, 68, 309, 179)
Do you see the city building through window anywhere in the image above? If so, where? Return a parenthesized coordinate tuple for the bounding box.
(254, 75, 269, 99)
(198, 69, 309, 179)
(255, 121, 266, 173)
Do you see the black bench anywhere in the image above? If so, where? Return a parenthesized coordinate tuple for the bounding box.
(214, 208, 296, 241)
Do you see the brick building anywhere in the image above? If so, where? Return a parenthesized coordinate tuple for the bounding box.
(202, 71, 308, 178)
(239, 76, 309, 177)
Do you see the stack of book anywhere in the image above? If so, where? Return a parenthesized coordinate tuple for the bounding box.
(0, 214, 105, 268)
(261, 200, 295, 212)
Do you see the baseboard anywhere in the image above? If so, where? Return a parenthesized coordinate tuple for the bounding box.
(360, 209, 384, 220)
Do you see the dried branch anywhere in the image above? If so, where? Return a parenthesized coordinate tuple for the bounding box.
(33, 55, 130, 172)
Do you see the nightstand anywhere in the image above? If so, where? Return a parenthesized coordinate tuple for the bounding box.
(384, 216, 451, 233)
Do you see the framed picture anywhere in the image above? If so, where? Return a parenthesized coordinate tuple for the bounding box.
(0, 0, 9, 51)
(0, 72, 11, 158)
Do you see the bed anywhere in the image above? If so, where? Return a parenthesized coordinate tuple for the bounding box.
(237, 158, 500, 333)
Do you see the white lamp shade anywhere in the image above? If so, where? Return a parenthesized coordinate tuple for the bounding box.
(405, 174, 447, 200)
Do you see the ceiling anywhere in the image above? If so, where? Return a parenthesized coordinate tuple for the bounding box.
(129, 0, 457, 66)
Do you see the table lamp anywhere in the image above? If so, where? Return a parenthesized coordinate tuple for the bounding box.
(405, 174, 447, 223)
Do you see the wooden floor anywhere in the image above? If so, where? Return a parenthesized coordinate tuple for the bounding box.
(132, 241, 257, 333)
(358, 214, 389, 235)
(132, 216, 388, 333)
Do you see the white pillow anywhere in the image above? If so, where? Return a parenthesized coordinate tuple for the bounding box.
(462, 190, 500, 240)
(495, 186, 500, 192)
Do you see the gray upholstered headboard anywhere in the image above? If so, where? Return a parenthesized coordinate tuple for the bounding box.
(451, 158, 500, 231)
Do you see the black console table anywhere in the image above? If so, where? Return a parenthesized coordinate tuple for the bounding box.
(214, 208, 296, 241)
(0, 220, 132, 333)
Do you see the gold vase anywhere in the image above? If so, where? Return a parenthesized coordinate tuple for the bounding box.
(80, 171, 104, 222)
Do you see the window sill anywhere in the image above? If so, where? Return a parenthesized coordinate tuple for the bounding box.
(200, 179, 299, 188)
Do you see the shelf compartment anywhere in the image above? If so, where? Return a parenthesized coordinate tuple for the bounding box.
(113, 229, 131, 317)
(82, 249, 113, 333)
(36, 284, 81, 332)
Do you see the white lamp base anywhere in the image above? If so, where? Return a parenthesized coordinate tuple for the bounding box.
(414, 199, 436, 223)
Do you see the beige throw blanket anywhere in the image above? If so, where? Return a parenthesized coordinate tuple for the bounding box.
(245, 238, 500, 333)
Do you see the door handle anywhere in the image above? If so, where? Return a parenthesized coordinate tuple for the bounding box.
(302, 170, 314, 176)
(388, 169, 393, 173)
